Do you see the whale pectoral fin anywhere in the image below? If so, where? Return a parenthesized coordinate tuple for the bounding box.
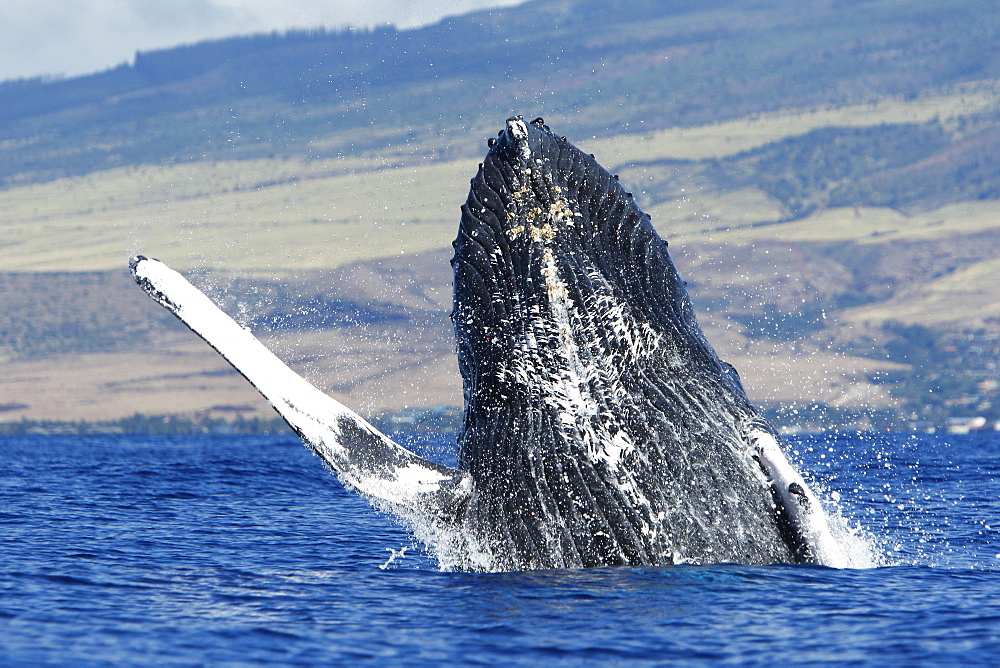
(129, 255, 469, 524)
(749, 426, 849, 568)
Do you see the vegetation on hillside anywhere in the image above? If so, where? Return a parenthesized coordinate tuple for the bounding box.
(3, 221, 997, 431)
(630, 115, 1000, 218)
(864, 324, 1000, 427)
(0, 0, 998, 432)
(0, 271, 177, 358)
(1, 0, 998, 199)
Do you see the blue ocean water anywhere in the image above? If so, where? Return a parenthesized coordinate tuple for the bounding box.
(2, 430, 998, 664)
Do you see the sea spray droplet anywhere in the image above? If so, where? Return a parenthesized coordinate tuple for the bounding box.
(380, 546, 409, 570)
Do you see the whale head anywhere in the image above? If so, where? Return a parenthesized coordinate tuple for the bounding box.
(450, 117, 803, 569)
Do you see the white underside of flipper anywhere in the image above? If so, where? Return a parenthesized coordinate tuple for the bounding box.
(130, 256, 469, 521)
(750, 428, 854, 568)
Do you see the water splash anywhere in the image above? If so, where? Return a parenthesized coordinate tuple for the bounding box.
(379, 546, 410, 570)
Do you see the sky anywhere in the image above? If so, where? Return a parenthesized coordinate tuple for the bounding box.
(0, 0, 527, 82)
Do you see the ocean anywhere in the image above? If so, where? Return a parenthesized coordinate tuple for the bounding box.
(2, 430, 998, 664)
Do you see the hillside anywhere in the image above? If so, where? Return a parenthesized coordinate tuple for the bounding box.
(1, 0, 998, 433)
(2, 0, 998, 189)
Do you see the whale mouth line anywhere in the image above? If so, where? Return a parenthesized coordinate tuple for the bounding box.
(130, 115, 870, 572)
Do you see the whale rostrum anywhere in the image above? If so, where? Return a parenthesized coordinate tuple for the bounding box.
(131, 116, 861, 571)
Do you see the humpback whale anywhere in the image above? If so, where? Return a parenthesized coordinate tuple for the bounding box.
(131, 116, 861, 571)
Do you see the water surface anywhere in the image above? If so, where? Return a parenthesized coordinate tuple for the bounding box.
(2, 432, 998, 664)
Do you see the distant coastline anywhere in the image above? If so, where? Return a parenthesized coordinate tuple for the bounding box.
(3, 404, 997, 436)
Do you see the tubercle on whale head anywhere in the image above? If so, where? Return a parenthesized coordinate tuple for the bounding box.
(506, 115, 529, 139)
(504, 116, 531, 160)
(485, 115, 562, 170)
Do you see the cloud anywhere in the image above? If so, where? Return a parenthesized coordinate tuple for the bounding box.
(211, 0, 520, 30)
(0, 0, 525, 82)
(1, 0, 256, 80)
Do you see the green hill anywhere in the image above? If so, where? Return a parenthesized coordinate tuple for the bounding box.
(3, 0, 998, 191)
(0, 0, 998, 433)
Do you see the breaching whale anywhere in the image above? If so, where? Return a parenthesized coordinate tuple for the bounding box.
(131, 116, 859, 571)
